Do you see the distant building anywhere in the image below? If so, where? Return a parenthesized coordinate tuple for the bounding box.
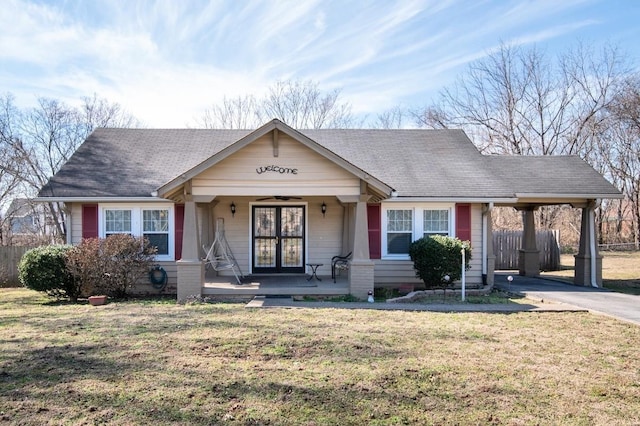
(4, 198, 56, 246)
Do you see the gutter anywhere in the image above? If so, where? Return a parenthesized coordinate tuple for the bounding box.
(385, 197, 517, 204)
(33, 197, 170, 203)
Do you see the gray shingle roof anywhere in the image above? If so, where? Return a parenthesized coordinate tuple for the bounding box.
(486, 156, 621, 198)
(38, 125, 621, 201)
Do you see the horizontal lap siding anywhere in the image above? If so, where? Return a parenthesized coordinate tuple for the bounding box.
(305, 198, 344, 277)
(374, 204, 484, 287)
(192, 135, 360, 197)
(468, 204, 482, 282)
(71, 203, 83, 245)
(129, 261, 177, 295)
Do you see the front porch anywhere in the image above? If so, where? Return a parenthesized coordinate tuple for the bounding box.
(203, 273, 350, 297)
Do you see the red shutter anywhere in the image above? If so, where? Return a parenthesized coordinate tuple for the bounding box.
(81, 204, 98, 239)
(175, 204, 184, 260)
(456, 204, 471, 242)
(367, 204, 381, 259)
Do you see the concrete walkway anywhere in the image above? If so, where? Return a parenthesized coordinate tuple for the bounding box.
(494, 273, 640, 326)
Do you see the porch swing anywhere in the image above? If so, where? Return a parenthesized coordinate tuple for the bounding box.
(203, 218, 244, 285)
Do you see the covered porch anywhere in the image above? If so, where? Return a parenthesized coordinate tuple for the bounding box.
(174, 191, 376, 301)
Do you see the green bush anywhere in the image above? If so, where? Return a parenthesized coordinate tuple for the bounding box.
(66, 235, 157, 298)
(408, 235, 471, 290)
(18, 245, 80, 301)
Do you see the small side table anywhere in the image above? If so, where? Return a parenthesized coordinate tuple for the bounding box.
(306, 263, 323, 281)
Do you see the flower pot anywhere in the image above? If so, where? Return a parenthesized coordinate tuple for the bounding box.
(88, 295, 107, 306)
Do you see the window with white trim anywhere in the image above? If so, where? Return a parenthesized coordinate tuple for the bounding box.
(143, 209, 169, 256)
(423, 209, 449, 237)
(387, 209, 413, 254)
(105, 209, 132, 236)
(382, 204, 454, 258)
(100, 205, 174, 260)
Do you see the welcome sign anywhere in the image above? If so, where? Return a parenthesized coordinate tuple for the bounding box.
(256, 165, 298, 175)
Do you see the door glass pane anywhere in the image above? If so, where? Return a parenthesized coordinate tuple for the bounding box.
(255, 208, 275, 237)
(281, 207, 302, 237)
(281, 238, 302, 267)
(255, 239, 276, 268)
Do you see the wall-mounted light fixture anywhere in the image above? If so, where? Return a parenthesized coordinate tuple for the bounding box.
(230, 202, 236, 217)
(321, 201, 327, 217)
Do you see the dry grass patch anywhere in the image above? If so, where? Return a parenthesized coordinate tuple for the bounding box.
(542, 251, 640, 294)
(1, 288, 640, 425)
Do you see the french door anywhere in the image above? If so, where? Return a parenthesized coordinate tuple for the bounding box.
(252, 206, 305, 273)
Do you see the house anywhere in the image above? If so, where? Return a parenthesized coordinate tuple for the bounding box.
(3, 198, 55, 246)
(36, 119, 622, 300)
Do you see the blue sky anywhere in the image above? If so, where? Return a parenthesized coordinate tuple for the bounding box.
(1, 0, 639, 127)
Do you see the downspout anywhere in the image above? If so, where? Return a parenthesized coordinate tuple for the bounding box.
(64, 203, 72, 245)
(589, 200, 601, 288)
(482, 202, 494, 285)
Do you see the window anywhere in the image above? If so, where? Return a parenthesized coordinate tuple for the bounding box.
(100, 205, 174, 260)
(143, 209, 169, 255)
(423, 209, 449, 237)
(382, 204, 454, 257)
(105, 209, 132, 236)
(387, 209, 413, 254)
(11, 216, 36, 234)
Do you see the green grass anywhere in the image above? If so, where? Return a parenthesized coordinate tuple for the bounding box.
(1, 288, 640, 425)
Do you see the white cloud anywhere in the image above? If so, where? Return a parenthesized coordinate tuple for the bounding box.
(0, 0, 635, 128)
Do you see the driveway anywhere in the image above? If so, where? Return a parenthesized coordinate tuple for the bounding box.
(494, 273, 640, 326)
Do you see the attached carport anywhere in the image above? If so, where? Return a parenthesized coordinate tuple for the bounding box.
(487, 156, 623, 287)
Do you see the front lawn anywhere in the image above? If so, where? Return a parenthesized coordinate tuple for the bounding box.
(1, 288, 640, 425)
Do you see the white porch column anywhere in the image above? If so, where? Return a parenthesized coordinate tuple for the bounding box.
(177, 198, 204, 302)
(574, 201, 602, 287)
(519, 207, 540, 277)
(348, 196, 374, 300)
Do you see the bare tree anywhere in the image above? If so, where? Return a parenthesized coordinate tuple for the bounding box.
(413, 43, 626, 157)
(199, 80, 355, 129)
(600, 75, 640, 246)
(197, 95, 260, 129)
(372, 105, 407, 129)
(411, 42, 630, 241)
(1, 94, 139, 243)
(0, 94, 24, 245)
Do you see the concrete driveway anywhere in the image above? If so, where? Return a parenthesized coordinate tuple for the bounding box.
(495, 273, 640, 326)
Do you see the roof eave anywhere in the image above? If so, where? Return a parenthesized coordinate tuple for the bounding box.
(385, 196, 518, 203)
(33, 196, 170, 203)
(514, 192, 624, 201)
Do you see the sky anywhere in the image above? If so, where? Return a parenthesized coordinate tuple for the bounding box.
(1, 0, 639, 128)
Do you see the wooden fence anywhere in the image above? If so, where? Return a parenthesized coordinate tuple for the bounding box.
(0, 246, 31, 285)
(493, 230, 561, 271)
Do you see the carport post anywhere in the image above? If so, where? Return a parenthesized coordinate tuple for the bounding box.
(574, 201, 602, 287)
(519, 207, 540, 277)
